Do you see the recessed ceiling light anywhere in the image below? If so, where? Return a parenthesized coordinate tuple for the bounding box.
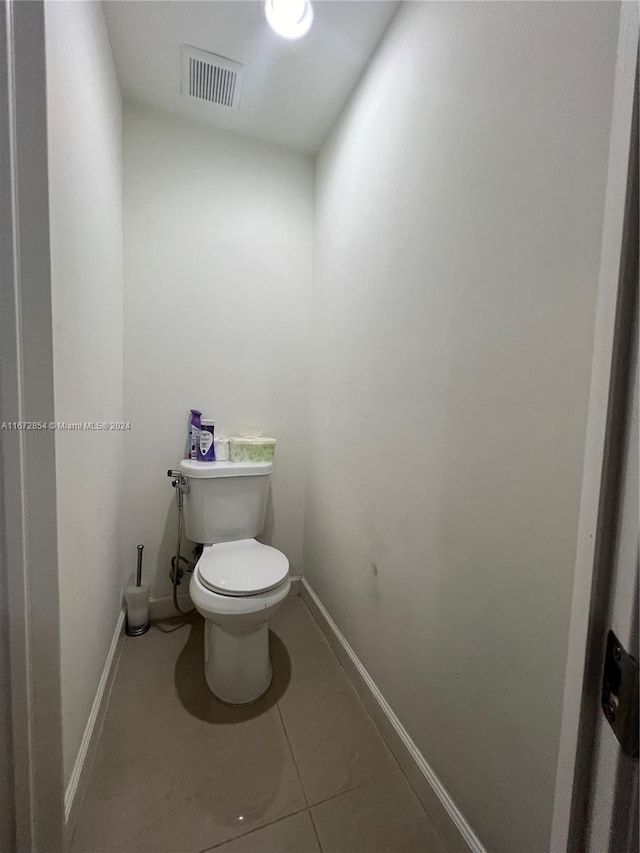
(264, 0, 314, 40)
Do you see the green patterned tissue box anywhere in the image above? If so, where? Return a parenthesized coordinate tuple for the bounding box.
(229, 436, 276, 463)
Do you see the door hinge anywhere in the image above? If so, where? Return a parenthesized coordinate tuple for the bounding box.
(601, 630, 639, 758)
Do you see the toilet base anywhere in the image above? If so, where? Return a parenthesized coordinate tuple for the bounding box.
(204, 619, 273, 705)
(190, 571, 290, 705)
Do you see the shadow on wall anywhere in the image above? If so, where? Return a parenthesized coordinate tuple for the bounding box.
(259, 488, 275, 548)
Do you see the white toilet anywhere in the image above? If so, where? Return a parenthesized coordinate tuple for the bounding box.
(178, 459, 290, 704)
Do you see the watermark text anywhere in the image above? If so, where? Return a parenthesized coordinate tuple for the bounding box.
(1, 421, 132, 431)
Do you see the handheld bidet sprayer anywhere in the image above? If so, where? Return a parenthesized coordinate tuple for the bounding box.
(167, 469, 195, 615)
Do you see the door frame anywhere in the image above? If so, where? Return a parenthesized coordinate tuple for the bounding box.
(0, 2, 636, 851)
(551, 4, 639, 850)
(0, 1, 65, 850)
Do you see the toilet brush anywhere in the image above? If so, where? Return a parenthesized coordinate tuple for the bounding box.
(125, 544, 150, 636)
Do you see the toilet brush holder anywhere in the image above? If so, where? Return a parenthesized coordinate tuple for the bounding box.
(125, 544, 150, 636)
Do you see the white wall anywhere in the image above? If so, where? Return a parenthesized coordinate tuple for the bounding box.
(46, 0, 124, 785)
(0, 464, 14, 853)
(123, 105, 313, 602)
(306, 3, 619, 851)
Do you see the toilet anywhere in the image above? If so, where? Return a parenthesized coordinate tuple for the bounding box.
(178, 459, 290, 704)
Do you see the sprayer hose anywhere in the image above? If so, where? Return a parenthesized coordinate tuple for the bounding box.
(172, 502, 195, 616)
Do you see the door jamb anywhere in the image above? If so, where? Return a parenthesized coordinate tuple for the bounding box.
(551, 6, 639, 850)
(0, 1, 65, 850)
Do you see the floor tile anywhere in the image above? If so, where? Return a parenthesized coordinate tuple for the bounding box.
(276, 649, 396, 805)
(69, 753, 173, 852)
(275, 643, 354, 720)
(106, 661, 206, 727)
(311, 769, 447, 853)
(74, 620, 306, 853)
(270, 632, 339, 696)
(283, 696, 396, 805)
(206, 810, 320, 853)
(176, 691, 293, 778)
(269, 597, 326, 650)
(114, 615, 203, 689)
(71, 598, 438, 853)
(95, 682, 281, 775)
(72, 729, 306, 852)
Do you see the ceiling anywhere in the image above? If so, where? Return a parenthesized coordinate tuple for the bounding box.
(102, 1, 399, 155)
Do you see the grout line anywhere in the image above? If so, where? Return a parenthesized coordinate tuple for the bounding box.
(306, 807, 323, 852)
(305, 765, 401, 812)
(273, 669, 325, 852)
(196, 805, 312, 853)
(293, 597, 445, 843)
(270, 614, 324, 850)
(301, 579, 482, 853)
(272, 600, 401, 848)
(75, 595, 414, 853)
(273, 690, 310, 808)
(297, 597, 401, 759)
(190, 678, 312, 853)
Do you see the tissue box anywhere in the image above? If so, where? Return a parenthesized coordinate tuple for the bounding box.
(229, 436, 276, 463)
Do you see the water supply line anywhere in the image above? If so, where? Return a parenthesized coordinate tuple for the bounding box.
(167, 469, 196, 615)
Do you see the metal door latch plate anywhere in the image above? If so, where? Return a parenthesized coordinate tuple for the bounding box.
(601, 629, 639, 758)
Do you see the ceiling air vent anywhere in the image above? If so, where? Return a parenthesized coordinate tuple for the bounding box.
(181, 46, 244, 111)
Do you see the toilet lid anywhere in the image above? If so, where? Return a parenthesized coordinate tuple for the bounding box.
(197, 539, 289, 596)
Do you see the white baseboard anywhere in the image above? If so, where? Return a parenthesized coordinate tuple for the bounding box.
(149, 593, 194, 621)
(288, 574, 302, 595)
(301, 578, 486, 853)
(64, 609, 125, 837)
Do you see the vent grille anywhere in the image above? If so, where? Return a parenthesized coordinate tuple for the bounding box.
(181, 47, 244, 111)
(189, 57, 237, 107)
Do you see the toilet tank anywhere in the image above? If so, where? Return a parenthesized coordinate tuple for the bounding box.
(178, 460, 272, 545)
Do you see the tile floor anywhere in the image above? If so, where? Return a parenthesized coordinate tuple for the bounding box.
(69, 597, 447, 853)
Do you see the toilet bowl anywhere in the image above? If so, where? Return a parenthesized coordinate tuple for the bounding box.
(189, 537, 290, 704)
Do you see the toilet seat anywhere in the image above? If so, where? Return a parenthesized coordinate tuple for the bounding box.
(197, 539, 289, 597)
